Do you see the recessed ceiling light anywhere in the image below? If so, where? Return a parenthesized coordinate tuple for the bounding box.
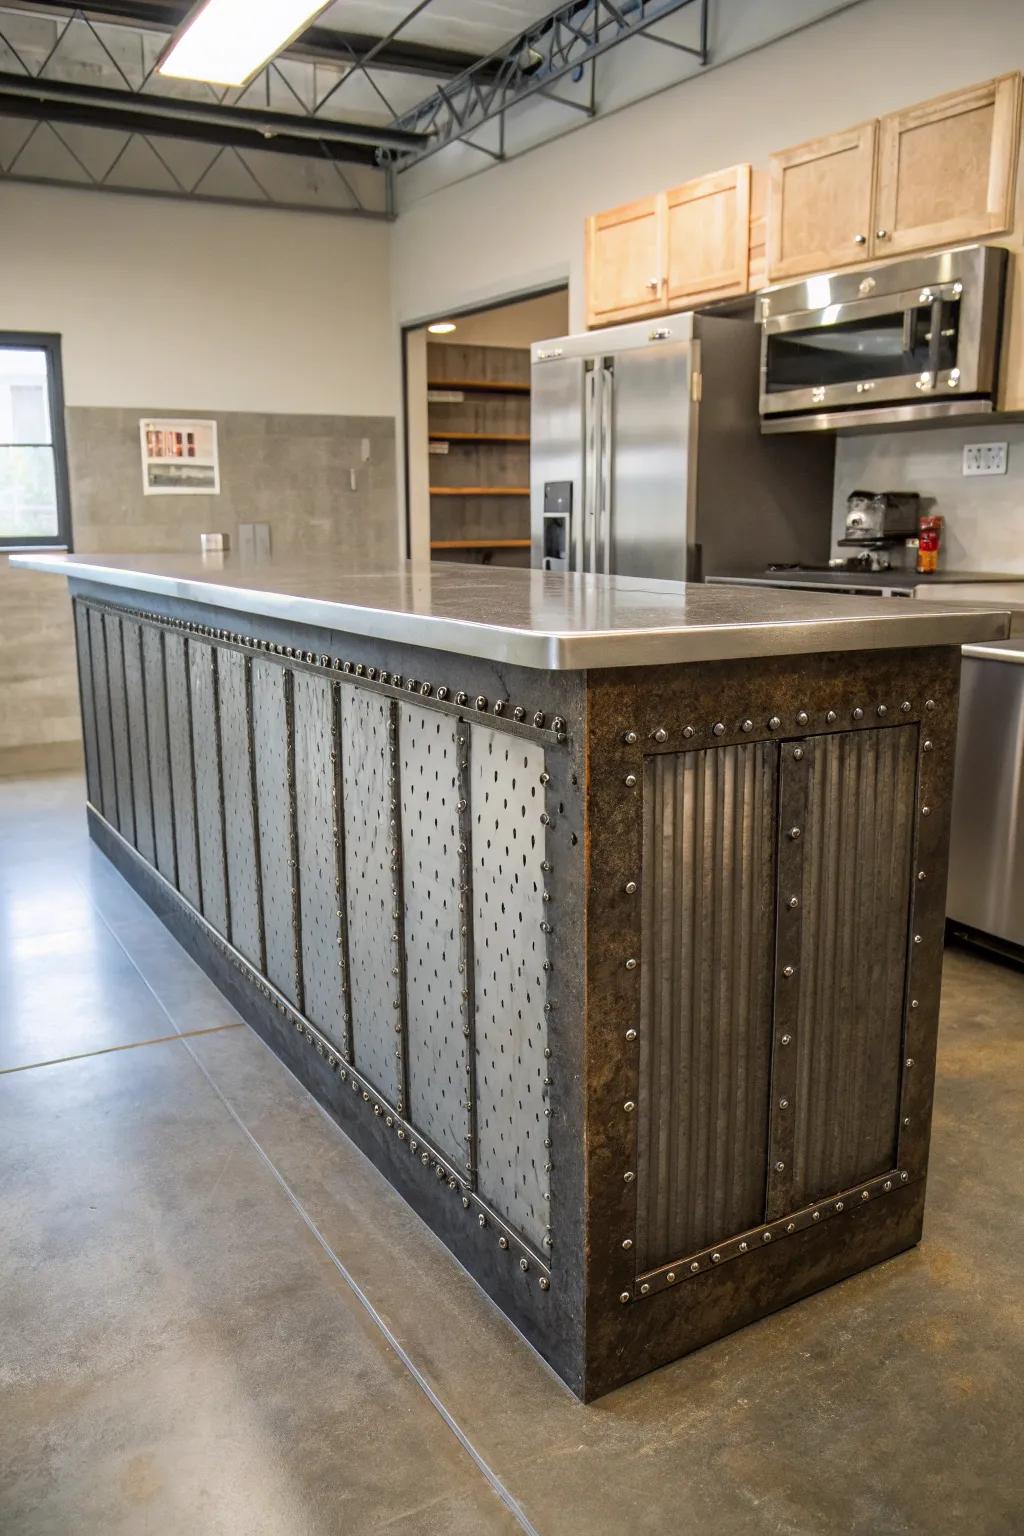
(158, 0, 332, 88)
(428, 322, 457, 335)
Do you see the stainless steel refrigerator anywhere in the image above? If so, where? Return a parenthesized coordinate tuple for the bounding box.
(531, 312, 835, 581)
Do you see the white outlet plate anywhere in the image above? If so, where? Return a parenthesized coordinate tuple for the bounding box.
(963, 441, 1008, 476)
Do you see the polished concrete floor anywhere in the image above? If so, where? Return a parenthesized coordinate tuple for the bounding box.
(2, 772, 1022, 1536)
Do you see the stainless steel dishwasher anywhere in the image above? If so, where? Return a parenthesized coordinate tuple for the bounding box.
(947, 640, 1024, 957)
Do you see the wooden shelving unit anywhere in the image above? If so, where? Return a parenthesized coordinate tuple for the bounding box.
(426, 341, 532, 568)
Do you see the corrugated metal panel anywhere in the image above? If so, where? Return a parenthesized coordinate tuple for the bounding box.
(294, 671, 349, 1050)
(122, 620, 156, 865)
(87, 607, 117, 824)
(251, 658, 301, 1003)
(471, 725, 550, 1253)
(636, 742, 777, 1272)
(164, 631, 202, 910)
(73, 602, 100, 807)
(189, 641, 229, 938)
(789, 726, 916, 1207)
(218, 648, 263, 969)
(400, 703, 471, 1170)
(104, 611, 136, 845)
(141, 625, 177, 885)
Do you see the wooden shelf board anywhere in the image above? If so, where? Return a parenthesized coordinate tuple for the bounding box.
(430, 538, 531, 550)
(427, 378, 531, 393)
(429, 486, 530, 496)
(428, 432, 531, 443)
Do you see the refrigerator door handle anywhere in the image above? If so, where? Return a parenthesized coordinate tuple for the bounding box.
(583, 366, 598, 574)
(599, 363, 613, 575)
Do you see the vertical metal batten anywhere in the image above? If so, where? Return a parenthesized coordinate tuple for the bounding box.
(105, 611, 136, 845)
(388, 698, 410, 1115)
(765, 741, 806, 1222)
(212, 646, 233, 944)
(283, 666, 305, 1016)
(244, 655, 268, 975)
(332, 681, 354, 1059)
(72, 599, 101, 806)
(123, 620, 157, 865)
(293, 671, 350, 1051)
(456, 717, 479, 1185)
(142, 623, 178, 888)
(251, 658, 301, 1003)
(189, 641, 229, 937)
(86, 605, 117, 824)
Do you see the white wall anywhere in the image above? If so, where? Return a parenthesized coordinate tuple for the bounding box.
(392, 0, 1024, 331)
(1, 182, 396, 415)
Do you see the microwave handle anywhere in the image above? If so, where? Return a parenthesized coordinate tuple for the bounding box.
(928, 298, 944, 381)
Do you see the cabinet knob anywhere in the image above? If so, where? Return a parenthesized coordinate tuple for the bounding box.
(853, 233, 867, 244)
(646, 277, 660, 289)
(876, 229, 889, 239)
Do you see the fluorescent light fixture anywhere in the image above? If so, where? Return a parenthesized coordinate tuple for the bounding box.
(428, 322, 457, 335)
(159, 0, 332, 88)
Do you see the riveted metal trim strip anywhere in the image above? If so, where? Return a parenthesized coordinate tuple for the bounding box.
(243, 653, 268, 974)
(86, 802, 551, 1281)
(633, 1167, 909, 1296)
(456, 717, 479, 1189)
(331, 679, 355, 1060)
(283, 665, 306, 1018)
(765, 739, 806, 1222)
(124, 619, 157, 866)
(386, 697, 410, 1117)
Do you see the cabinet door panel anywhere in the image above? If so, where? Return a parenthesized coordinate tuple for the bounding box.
(585, 194, 664, 327)
(874, 73, 1021, 256)
(767, 122, 876, 281)
(665, 164, 751, 305)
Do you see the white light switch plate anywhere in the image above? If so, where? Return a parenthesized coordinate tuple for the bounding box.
(963, 441, 1008, 476)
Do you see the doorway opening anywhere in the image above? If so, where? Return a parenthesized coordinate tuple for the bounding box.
(404, 286, 569, 566)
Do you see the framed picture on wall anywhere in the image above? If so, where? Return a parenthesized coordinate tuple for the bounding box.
(140, 417, 220, 495)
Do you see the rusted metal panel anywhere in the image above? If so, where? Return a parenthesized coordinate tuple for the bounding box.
(788, 724, 917, 1208)
(73, 600, 101, 807)
(470, 724, 550, 1255)
(251, 658, 302, 1004)
(141, 625, 177, 885)
(189, 640, 230, 938)
(104, 611, 136, 846)
(218, 648, 263, 969)
(399, 702, 472, 1171)
(122, 619, 156, 865)
(635, 742, 777, 1271)
(86, 606, 117, 824)
(294, 671, 349, 1051)
(340, 686, 404, 1105)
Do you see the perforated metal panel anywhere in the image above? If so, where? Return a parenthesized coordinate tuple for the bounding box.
(122, 620, 156, 865)
(294, 672, 349, 1050)
(87, 607, 117, 824)
(142, 625, 176, 885)
(73, 602, 101, 807)
(104, 611, 136, 845)
(788, 726, 917, 1207)
(189, 641, 229, 937)
(251, 658, 301, 1002)
(635, 743, 777, 1271)
(470, 724, 549, 1252)
(400, 703, 471, 1169)
(164, 631, 202, 909)
(341, 686, 403, 1105)
(218, 648, 263, 968)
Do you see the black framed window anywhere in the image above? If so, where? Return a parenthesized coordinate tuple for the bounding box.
(0, 333, 72, 549)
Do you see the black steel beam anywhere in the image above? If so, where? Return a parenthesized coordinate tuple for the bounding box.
(0, 70, 426, 153)
(15, 2, 496, 80)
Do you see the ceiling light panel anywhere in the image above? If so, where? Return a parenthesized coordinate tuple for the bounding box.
(159, 0, 334, 88)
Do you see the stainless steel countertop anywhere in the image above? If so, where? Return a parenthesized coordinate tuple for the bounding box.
(12, 552, 1010, 670)
(708, 569, 1024, 592)
(962, 639, 1024, 664)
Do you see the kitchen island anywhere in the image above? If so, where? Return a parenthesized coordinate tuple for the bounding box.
(13, 552, 1009, 1400)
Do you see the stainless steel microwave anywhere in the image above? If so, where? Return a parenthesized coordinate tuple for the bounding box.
(758, 244, 1008, 432)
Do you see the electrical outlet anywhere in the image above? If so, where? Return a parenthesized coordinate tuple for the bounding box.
(963, 441, 1008, 476)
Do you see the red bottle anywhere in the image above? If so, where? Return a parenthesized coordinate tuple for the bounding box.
(917, 513, 943, 575)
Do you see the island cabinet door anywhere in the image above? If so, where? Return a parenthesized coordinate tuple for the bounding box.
(633, 723, 919, 1284)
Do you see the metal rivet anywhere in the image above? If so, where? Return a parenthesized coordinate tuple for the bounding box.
(901, 1170, 909, 1181)
(925, 699, 935, 711)
(826, 709, 838, 723)
(762, 1231, 772, 1243)
(787, 1222, 796, 1233)
(741, 719, 753, 732)
(877, 704, 888, 717)
(900, 700, 912, 713)
(774, 1161, 785, 1173)
(906, 1057, 914, 1068)
(923, 739, 933, 752)
(623, 1100, 635, 1113)
(620, 1292, 630, 1304)
(780, 1033, 792, 1046)
(712, 722, 725, 736)
(690, 1261, 702, 1273)
(812, 1210, 820, 1221)
(792, 746, 804, 760)
(779, 1097, 789, 1109)
(539, 1276, 550, 1291)
(625, 1028, 637, 1042)
(884, 1180, 893, 1192)
(519, 1257, 529, 1272)
(913, 934, 922, 945)
(711, 1251, 722, 1263)
(783, 964, 794, 977)
(498, 1236, 508, 1250)
(861, 1190, 870, 1201)
(739, 1241, 749, 1252)
(852, 707, 864, 721)
(640, 1282, 650, 1294)
(787, 895, 799, 909)
(682, 725, 695, 739)
(921, 805, 931, 817)
(796, 710, 808, 725)
(903, 1116, 911, 1127)
(788, 826, 801, 840)
(835, 1200, 845, 1212)
(622, 1238, 633, 1250)
(911, 998, 919, 1009)
(624, 773, 637, 788)
(623, 1170, 635, 1183)
(768, 716, 781, 730)
(917, 870, 926, 881)
(625, 957, 637, 970)
(653, 727, 668, 743)
(624, 880, 638, 895)
(623, 730, 638, 745)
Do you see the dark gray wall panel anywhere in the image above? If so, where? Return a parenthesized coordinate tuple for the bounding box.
(122, 619, 156, 865)
(636, 742, 777, 1271)
(252, 658, 301, 1003)
(294, 672, 348, 1049)
(341, 687, 403, 1104)
(790, 725, 917, 1206)
(189, 641, 229, 938)
(471, 724, 550, 1253)
(73, 601, 101, 807)
(218, 649, 263, 969)
(103, 611, 135, 845)
(400, 703, 471, 1169)
(164, 631, 202, 909)
(87, 607, 117, 824)
(141, 625, 176, 885)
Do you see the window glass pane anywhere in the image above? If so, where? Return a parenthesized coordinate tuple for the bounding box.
(0, 348, 52, 445)
(0, 445, 58, 539)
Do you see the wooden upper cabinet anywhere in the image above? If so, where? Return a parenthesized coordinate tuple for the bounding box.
(664, 164, 751, 305)
(585, 194, 665, 327)
(874, 74, 1021, 257)
(767, 123, 877, 281)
